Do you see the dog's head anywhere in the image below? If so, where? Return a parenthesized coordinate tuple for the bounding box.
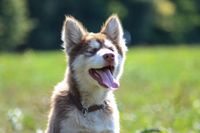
(62, 15, 127, 91)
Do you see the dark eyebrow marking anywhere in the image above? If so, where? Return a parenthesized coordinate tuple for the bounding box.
(96, 39, 104, 49)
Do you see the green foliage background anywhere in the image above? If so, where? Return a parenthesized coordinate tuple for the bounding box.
(0, 0, 33, 51)
(0, 0, 200, 50)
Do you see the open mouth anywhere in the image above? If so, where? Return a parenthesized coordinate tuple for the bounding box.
(89, 66, 119, 90)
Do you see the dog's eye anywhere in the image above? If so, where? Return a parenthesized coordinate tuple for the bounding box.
(108, 47, 114, 51)
(85, 48, 98, 55)
(93, 48, 99, 52)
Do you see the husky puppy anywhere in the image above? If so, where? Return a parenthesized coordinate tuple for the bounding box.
(45, 14, 127, 133)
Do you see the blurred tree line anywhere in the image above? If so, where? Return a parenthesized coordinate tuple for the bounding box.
(0, 0, 200, 51)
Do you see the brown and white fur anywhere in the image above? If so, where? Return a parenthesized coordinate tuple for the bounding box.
(45, 15, 127, 133)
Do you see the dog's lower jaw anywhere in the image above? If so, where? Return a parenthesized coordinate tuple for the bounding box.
(72, 72, 113, 107)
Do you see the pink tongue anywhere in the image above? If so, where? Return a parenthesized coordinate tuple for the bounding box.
(96, 69, 119, 89)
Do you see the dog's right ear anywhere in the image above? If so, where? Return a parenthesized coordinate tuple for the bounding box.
(62, 16, 87, 54)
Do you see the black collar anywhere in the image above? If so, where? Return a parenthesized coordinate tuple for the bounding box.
(69, 92, 107, 117)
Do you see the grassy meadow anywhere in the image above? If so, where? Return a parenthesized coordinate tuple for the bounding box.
(0, 46, 200, 133)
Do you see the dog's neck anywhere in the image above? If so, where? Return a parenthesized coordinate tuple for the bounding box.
(79, 88, 109, 107)
(65, 69, 111, 108)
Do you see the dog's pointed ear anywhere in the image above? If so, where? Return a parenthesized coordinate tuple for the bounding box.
(62, 16, 87, 54)
(101, 15, 124, 44)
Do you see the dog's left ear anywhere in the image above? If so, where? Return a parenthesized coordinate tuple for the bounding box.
(62, 16, 87, 54)
(101, 15, 124, 44)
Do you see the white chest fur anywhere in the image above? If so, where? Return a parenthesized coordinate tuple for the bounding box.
(60, 103, 119, 133)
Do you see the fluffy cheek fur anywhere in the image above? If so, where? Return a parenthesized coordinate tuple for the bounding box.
(113, 54, 124, 81)
(71, 55, 95, 90)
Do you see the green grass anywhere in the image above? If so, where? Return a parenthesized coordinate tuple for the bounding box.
(0, 46, 200, 133)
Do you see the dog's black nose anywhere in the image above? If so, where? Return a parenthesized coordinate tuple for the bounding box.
(103, 53, 115, 63)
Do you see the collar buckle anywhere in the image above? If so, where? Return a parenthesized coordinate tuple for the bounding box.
(82, 107, 88, 117)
